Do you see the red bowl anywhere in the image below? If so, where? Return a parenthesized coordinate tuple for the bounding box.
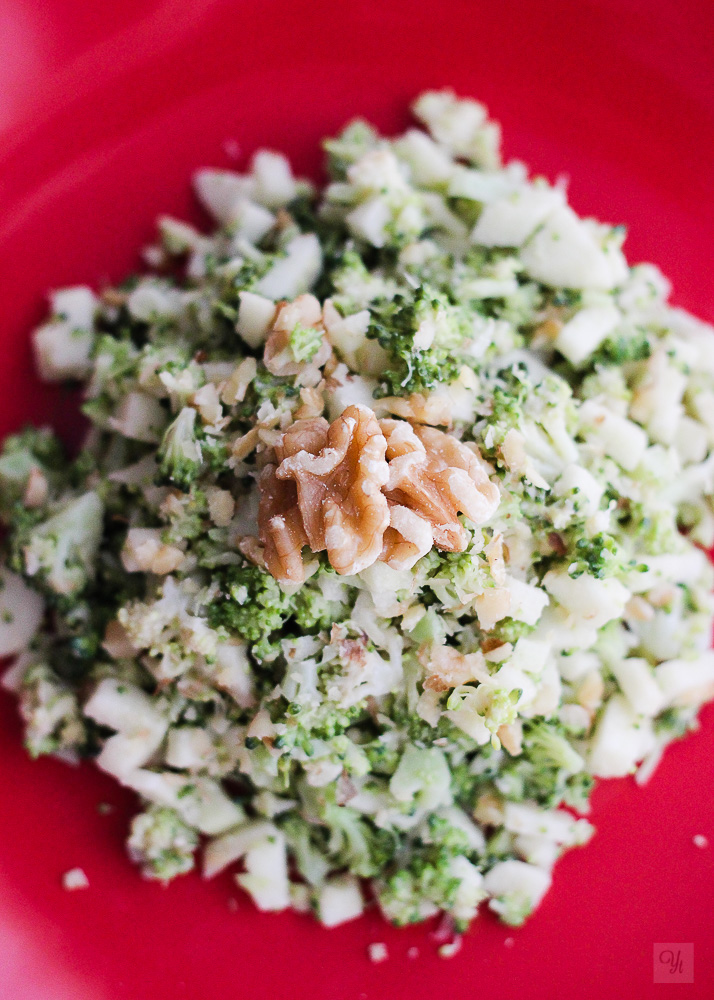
(1, 3, 713, 998)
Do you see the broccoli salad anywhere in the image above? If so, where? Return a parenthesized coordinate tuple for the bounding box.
(2, 90, 714, 933)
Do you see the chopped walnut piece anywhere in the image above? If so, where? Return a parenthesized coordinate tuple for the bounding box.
(530, 305, 567, 349)
(275, 405, 389, 576)
(275, 416, 329, 463)
(230, 427, 260, 463)
(258, 464, 309, 585)
(263, 294, 332, 383)
(381, 504, 433, 571)
(474, 588, 511, 631)
(375, 392, 452, 426)
(381, 420, 499, 552)
(624, 595, 655, 622)
(191, 383, 223, 425)
(255, 407, 498, 583)
(497, 720, 523, 756)
(238, 535, 267, 570)
(485, 531, 507, 586)
(577, 669, 604, 712)
(220, 357, 257, 406)
(102, 618, 137, 659)
(121, 527, 185, 575)
(473, 791, 505, 827)
(295, 385, 326, 420)
(23, 466, 49, 508)
(420, 644, 490, 692)
(206, 487, 235, 527)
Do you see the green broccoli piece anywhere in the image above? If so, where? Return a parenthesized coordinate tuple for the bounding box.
(377, 862, 458, 926)
(199, 433, 229, 475)
(389, 745, 453, 811)
(160, 488, 209, 544)
(323, 119, 380, 180)
(322, 803, 396, 878)
(588, 330, 652, 367)
(18, 660, 86, 758)
(281, 816, 333, 887)
(289, 322, 324, 363)
(567, 532, 620, 579)
(127, 806, 198, 881)
(157, 407, 203, 491)
(367, 287, 467, 396)
(16, 491, 104, 596)
(491, 618, 536, 645)
(490, 721, 590, 808)
(207, 563, 291, 646)
(293, 575, 351, 630)
(490, 890, 537, 928)
(0, 427, 65, 517)
(376, 823, 483, 929)
(525, 721, 585, 776)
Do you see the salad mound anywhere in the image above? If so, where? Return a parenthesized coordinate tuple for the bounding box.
(2, 90, 714, 932)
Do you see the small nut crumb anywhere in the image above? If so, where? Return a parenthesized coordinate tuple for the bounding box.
(473, 791, 505, 827)
(62, 867, 89, 891)
(23, 466, 49, 508)
(367, 942, 389, 964)
(96, 802, 113, 815)
(504, 937, 515, 948)
(437, 936, 462, 959)
(693, 834, 708, 849)
(407, 946, 420, 960)
(207, 487, 235, 527)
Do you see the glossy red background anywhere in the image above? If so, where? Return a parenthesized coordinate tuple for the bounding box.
(1, 2, 713, 998)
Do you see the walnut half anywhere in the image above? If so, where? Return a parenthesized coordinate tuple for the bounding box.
(263, 405, 390, 582)
(255, 404, 500, 585)
(381, 419, 499, 554)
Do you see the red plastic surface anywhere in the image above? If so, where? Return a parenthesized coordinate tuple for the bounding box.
(0, 2, 713, 998)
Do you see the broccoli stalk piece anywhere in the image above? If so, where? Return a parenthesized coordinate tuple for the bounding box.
(127, 805, 199, 881)
(281, 816, 333, 887)
(389, 745, 453, 811)
(157, 407, 203, 491)
(19, 491, 104, 596)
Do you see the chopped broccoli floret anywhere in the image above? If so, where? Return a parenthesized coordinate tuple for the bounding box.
(377, 823, 484, 929)
(289, 322, 323, 363)
(17, 491, 104, 597)
(18, 660, 86, 758)
(321, 803, 396, 878)
(324, 120, 380, 180)
(589, 330, 652, 367)
(367, 287, 467, 396)
(525, 721, 584, 776)
(389, 745, 453, 811)
(127, 806, 198, 881)
(0, 427, 65, 517)
(157, 407, 203, 491)
(567, 532, 620, 579)
(207, 563, 291, 646)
